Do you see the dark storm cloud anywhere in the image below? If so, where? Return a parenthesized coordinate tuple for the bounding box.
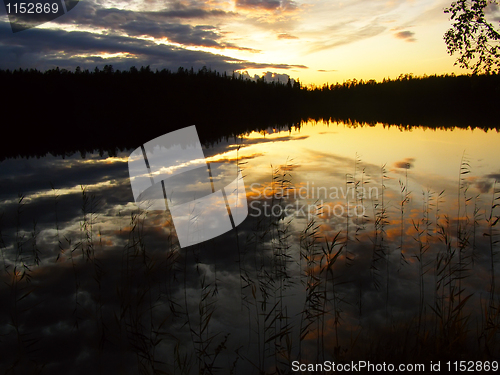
(0, 22, 305, 71)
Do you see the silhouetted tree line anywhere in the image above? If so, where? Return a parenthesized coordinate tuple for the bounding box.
(0, 65, 305, 159)
(308, 72, 500, 128)
(0, 67, 499, 159)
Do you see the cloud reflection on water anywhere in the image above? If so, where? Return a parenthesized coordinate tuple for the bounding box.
(0, 120, 499, 373)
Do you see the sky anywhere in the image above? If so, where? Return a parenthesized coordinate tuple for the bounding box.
(0, 0, 498, 85)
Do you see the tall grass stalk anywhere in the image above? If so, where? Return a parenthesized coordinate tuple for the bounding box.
(298, 211, 320, 362)
(486, 180, 499, 308)
(344, 173, 352, 267)
(321, 232, 343, 358)
(398, 163, 411, 269)
(457, 152, 471, 307)
(370, 165, 387, 295)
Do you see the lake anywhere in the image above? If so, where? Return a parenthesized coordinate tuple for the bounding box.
(1, 120, 499, 374)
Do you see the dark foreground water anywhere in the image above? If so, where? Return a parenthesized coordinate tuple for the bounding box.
(1, 120, 499, 374)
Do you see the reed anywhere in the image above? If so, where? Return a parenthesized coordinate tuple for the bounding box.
(398, 161, 411, 269)
(457, 152, 471, 307)
(344, 172, 353, 267)
(485, 180, 499, 307)
(413, 189, 433, 337)
(321, 232, 343, 358)
(298, 208, 322, 363)
(370, 164, 387, 293)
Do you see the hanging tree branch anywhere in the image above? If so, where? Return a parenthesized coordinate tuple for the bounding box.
(444, 0, 500, 73)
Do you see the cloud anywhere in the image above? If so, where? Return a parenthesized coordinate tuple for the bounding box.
(475, 179, 493, 194)
(277, 33, 298, 40)
(487, 173, 500, 180)
(0, 0, 309, 73)
(394, 1, 451, 31)
(236, 0, 281, 10)
(308, 23, 386, 53)
(485, 1, 500, 22)
(235, 0, 297, 12)
(317, 69, 337, 72)
(261, 71, 292, 83)
(233, 0, 301, 30)
(149, 8, 231, 19)
(49, 3, 244, 50)
(483, 173, 500, 193)
(66, 0, 235, 22)
(393, 30, 416, 42)
(0, 23, 307, 72)
(241, 62, 307, 69)
(233, 70, 302, 85)
(393, 157, 415, 169)
(301, 0, 433, 54)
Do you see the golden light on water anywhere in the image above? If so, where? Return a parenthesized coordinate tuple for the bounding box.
(237, 121, 500, 184)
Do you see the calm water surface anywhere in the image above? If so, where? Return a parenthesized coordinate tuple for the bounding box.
(1, 120, 499, 374)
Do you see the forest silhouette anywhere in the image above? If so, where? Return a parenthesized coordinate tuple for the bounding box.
(1, 66, 499, 159)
